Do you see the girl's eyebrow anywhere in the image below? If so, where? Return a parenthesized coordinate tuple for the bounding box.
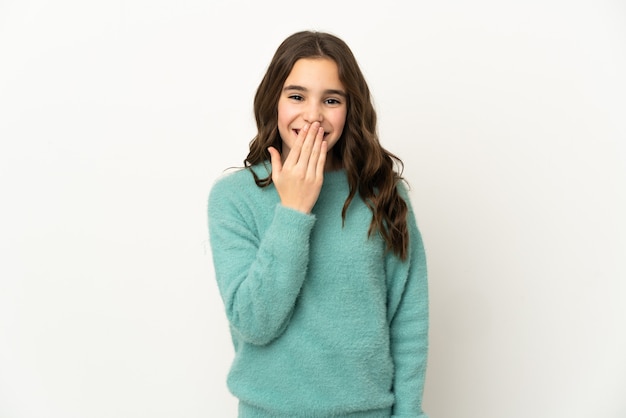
(283, 84, 347, 98)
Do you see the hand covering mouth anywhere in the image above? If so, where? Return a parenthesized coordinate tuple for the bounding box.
(294, 129, 329, 137)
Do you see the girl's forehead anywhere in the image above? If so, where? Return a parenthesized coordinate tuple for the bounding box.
(284, 58, 343, 87)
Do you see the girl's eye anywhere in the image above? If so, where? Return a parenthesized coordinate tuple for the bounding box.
(289, 95, 304, 101)
(325, 98, 341, 105)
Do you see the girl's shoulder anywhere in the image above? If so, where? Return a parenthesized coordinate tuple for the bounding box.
(211, 162, 270, 190)
(208, 162, 273, 205)
(210, 167, 246, 189)
(396, 178, 412, 202)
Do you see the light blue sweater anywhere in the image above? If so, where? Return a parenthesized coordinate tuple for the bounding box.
(208, 163, 429, 418)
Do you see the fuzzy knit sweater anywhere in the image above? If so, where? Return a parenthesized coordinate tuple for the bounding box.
(207, 163, 429, 418)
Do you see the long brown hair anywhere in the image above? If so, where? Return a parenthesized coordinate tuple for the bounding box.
(245, 30, 409, 260)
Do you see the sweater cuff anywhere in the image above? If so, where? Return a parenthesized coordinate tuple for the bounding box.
(273, 204, 316, 230)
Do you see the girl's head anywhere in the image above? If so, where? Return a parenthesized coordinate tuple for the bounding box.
(246, 30, 378, 171)
(246, 30, 409, 260)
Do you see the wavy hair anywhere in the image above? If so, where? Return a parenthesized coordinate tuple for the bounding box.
(245, 30, 409, 260)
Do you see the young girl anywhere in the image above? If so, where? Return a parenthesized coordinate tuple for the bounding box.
(208, 30, 428, 418)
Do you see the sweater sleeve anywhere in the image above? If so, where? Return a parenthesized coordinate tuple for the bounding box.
(386, 189, 429, 418)
(207, 176, 316, 346)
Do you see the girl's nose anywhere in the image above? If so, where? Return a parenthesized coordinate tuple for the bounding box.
(304, 104, 323, 123)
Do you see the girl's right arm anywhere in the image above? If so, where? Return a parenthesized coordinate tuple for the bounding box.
(208, 124, 326, 346)
(208, 179, 316, 346)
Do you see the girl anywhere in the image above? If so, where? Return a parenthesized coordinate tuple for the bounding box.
(208, 30, 428, 418)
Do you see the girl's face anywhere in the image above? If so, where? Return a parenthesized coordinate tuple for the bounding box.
(277, 58, 347, 166)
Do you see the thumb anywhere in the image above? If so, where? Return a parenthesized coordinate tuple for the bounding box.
(268, 146, 283, 174)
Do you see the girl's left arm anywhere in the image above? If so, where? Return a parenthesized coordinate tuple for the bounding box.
(386, 191, 429, 418)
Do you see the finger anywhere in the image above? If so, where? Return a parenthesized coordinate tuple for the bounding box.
(268, 146, 283, 175)
(285, 123, 309, 166)
(299, 122, 320, 166)
(307, 126, 325, 176)
(316, 140, 328, 178)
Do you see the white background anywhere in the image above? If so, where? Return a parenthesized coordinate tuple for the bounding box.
(1, 1, 625, 417)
